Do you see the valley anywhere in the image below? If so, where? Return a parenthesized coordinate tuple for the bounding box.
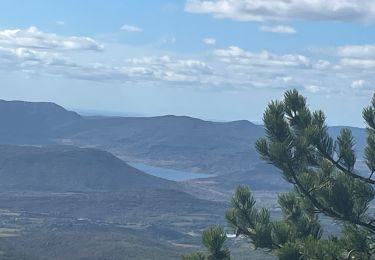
(0, 99, 369, 259)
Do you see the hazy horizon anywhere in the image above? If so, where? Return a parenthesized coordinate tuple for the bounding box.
(0, 97, 367, 128)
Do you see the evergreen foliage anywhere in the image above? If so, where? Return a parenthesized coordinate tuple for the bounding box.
(184, 90, 375, 259)
(181, 252, 206, 260)
(181, 226, 230, 260)
(226, 89, 375, 259)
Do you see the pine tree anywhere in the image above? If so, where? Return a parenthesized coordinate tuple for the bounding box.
(181, 226, 230, 260)
(225, 89, 375, 259)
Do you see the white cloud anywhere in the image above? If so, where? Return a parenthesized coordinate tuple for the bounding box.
(278, 76, 293, 83)
(336, 44, 375, 72)
(0, 26, 373, 96)
(259, 25, 296, 34)
(340, 58, 375, 69)
(214, 46, 310, 68)
(56, 21, 65, 26)
(0, 45, 77, 80)
(0, 26, 103, 51)
(351, 79, 365, 89)
(338, 44, 375, 59)
(203, 37, 217, 45)
(120, 56, 213, 83)
(305, 85, 321, 93)
(0, 27, 210, 85)
(313, 60, 331, 69)
(185, 0, 375, 23)
(0, 48, 214, 84)
(120, 24, 143, 32)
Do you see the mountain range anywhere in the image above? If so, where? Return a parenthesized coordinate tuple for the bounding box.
(0, 99, 369, 260)
(0, 99, 368, 191)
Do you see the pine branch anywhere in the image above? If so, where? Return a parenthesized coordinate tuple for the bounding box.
(318, 149, 375, 185)
(286, 161, 375, 234)
(369, 170, 374, 181)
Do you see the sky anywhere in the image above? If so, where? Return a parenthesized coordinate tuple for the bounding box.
(0, 0, 374, 126)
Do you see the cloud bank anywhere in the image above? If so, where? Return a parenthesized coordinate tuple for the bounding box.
(0, 26, 103, 51)
(185, 0, 375, 23)
(0, 26, 373, 96)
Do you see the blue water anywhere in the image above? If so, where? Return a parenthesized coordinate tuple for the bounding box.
(128, 162, 212, 181)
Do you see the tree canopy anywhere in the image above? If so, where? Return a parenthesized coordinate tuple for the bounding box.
(184, 89, 375, 259)
(226, 89, 375, 259)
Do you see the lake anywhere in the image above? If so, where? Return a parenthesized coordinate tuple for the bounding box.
(128, 162, 212, 181)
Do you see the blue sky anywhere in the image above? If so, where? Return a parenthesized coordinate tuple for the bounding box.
(0, 0, 374, 126)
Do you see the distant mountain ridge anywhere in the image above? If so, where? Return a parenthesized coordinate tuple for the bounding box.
(0, 145, 173, 192)
(0, 99, 265, 174)
(0, 100, 81, 144)
(0, 99, 368, 187)
(57, 114, 264, 174)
